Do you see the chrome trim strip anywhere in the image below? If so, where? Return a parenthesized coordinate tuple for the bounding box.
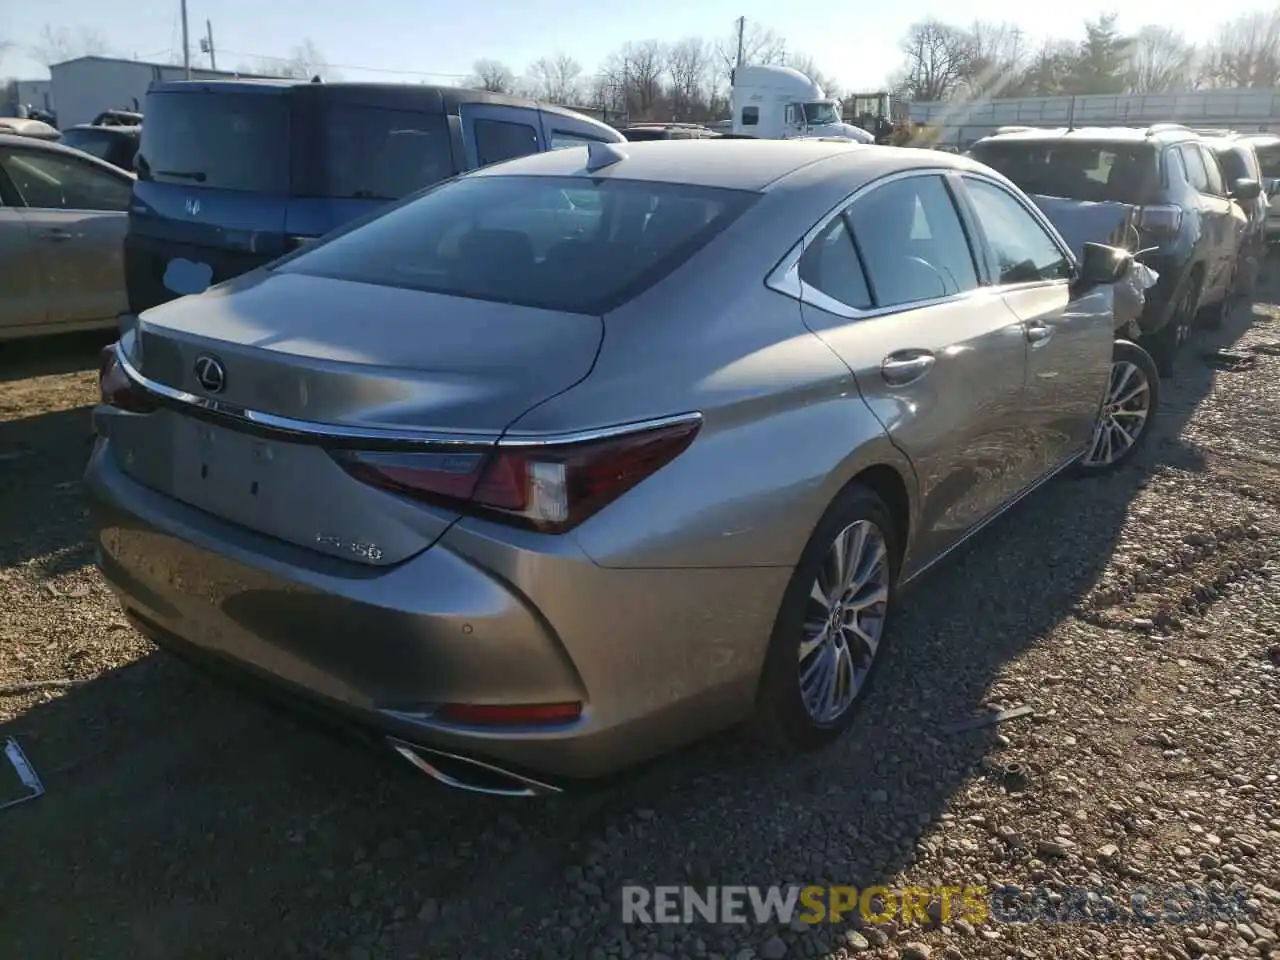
(115, 343, 703, 450)
(387, 738, 562, 797)
(498, 411, 704, 447)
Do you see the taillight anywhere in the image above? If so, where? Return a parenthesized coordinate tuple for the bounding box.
(332, 417, 701, 533)
(1137, 204, 1183, 234)
(98, 342, 158, 414)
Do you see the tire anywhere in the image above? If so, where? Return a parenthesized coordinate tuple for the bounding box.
(1077, 340, 1160, 475)
(1147, 269, 1201, 378)
(752, 483, 902, 752)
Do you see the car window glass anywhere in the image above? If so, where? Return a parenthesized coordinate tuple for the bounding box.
(59, 130, 117, 162)
(550, 131, 604, 149)
(0, 150, 131, 211)
(798, 215, 871, 309)
(847, 175, 978, 307)
(473, 118, 540, 166)
(965, 179, 1073, 285)
(138, 90, 287, 193)
(279, 175, 755, 314)
(1165, 147, 1187, 187)
(317, 106, 454, 201)
(1180, 144, 1210, 192)
(1200, 147, 1226, 195)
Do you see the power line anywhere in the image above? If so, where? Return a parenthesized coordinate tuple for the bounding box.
(215, 47, 469, 79)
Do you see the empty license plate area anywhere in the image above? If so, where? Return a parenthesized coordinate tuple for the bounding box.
(172, 417, 289, 530)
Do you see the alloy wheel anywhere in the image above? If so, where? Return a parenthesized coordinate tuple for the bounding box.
(798, 520, 890, 724)
(1083, 359, 1153, 467)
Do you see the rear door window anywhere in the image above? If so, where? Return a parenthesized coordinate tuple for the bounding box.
(474, 119, 540, 166)
(138, 90, 289, 193)
(316, 106, 454, 200)
(276, 175, 756, 314)
(847, 175, 978, 307)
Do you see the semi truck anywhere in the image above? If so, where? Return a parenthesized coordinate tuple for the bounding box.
(729, 65, 875, 143)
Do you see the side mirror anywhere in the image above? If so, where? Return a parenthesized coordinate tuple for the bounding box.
(1230, 177, 1262, 202)
(1077, 242, 1132, 287)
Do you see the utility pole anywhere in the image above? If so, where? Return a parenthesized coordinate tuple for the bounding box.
(735, 16, 746, 70)
(180, 0, 191, 79)
(206, 20, 218, 69)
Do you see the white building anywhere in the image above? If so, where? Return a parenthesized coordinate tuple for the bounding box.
(49, 55, 278, 128)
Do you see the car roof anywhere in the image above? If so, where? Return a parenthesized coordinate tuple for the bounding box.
(0, 132, 136, 174)
(974, 126, 1183, 147)
(468, 138, 977, 192)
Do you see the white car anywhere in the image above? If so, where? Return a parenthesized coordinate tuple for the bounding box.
(0, 133, 134, 340)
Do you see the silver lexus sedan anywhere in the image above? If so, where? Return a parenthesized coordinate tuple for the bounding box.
(86, 139, 1144, 796)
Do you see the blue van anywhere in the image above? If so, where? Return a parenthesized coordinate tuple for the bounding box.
(124, 80, 626, 314)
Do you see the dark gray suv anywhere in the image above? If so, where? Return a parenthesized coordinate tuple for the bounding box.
(970, 123, 1260, 375)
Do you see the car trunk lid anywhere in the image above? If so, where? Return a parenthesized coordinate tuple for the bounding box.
(112, 269, 603, 564)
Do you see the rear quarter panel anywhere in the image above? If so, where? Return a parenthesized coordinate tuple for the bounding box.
(505, 189, 918, 571)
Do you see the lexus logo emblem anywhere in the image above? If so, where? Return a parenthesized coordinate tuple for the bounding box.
(193, 355, 226, 393)
(185, 197, 201, 216)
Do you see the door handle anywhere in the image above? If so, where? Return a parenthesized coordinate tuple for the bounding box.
(1025, 322, 1053, 346)
(42, 228, 73, 242)
(881, 352, 936, 385)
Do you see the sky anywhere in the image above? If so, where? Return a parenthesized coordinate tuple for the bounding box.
(1, 0, 1270, 94)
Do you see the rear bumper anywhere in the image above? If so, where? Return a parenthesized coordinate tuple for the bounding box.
(84, 433, 780, 781)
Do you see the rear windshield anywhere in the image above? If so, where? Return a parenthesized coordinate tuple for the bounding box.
(310, 104, 455, 201)
(60, 128, 126, 163)
(970, 141, 1158, 204)
(276, 174, 757, 314)
(137, 90, 288, 193)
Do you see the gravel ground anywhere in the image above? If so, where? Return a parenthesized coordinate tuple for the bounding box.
(1, 280, 1278, 960)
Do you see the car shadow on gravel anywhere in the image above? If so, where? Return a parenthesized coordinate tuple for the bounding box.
(0, 330, 114, 384)
(0, 404, 98, 575)
(0, 298, 1260, 958)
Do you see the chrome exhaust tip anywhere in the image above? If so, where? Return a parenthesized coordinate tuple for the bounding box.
(387, 738, 562, 798)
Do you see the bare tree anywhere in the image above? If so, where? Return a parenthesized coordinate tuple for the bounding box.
(619, 40, 666, 118)
(963, 21, 1030, 98)
(1200, 9, 1280, 88)
(715, 20, 788, 81)
(1127, 26, 1194, 93)
(526, 53, 584, 104)
(899, 20, 973, 101)
(31, 24, 110, 66)
(666, 38, 711, 119)
(469, 58, 515, 93)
